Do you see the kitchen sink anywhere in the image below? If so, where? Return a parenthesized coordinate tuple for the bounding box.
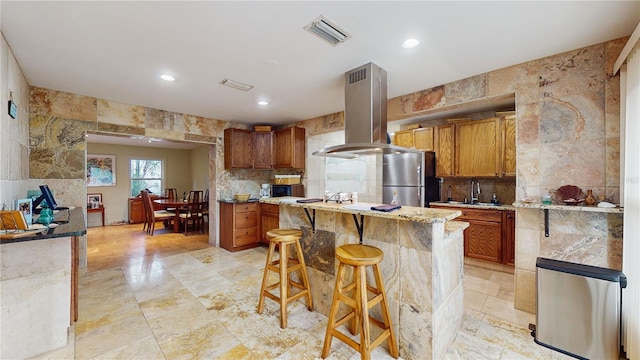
(474, 202, 500, 206)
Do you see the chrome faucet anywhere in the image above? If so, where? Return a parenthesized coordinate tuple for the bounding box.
(470, 180, 481, 204)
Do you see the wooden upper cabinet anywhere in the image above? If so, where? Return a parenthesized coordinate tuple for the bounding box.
(224, 128, 254, 169)
(456, 118, 501, 177)
(413, 127, 434, 151)
(434, 124, 455, 177)
(275, 127, 305, 169)
(500, 115, 516, 177)
(253, 131, 275, 169)
(393, 129, 414, 148)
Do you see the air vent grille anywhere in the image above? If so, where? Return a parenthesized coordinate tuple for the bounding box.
(348, 68, 367, 84)
(304, 15, 351, 47)
(219, 78, 254, 92)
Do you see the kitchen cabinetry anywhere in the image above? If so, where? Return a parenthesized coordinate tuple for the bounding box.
(502, 210, 515, 266)
(220, 202, 260, 252)
(413, 127, 434, 151)
(500, 114, 516, 177)
(456, 117, 501, 177)
(434, 124, 455, 177)
(224, 128, 254, 169)
(431, 205, 515, 265)
(254, 131, 275, 169)
(393, 129, 414, 148)
(260, 203, 279, 245)
(392, 127, 434, 151)
(275, 127, 305, 169)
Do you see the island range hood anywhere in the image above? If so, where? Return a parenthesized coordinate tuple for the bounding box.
(313, 62, 423, 158)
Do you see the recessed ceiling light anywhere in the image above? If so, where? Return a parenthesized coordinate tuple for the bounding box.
(402, 39, 420, 48)
(258, 100, 269, 106)
(160, 74, 175, 81)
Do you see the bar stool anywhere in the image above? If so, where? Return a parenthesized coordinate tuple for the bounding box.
(321, 244, 399, 360)
(257, 228, 313, 328)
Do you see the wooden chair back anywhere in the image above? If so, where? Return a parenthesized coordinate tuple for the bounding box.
(165, 188, 178, 200)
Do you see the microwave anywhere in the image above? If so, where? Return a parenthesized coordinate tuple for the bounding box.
(271, 184, 305, 197)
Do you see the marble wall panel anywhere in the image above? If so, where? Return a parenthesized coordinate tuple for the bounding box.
(144, 108, 185, 133)
(183, 114, 222, 137)
(29, 115, 93, 150)
(387, 86, 445, 121)
(445, 74, 487, 105)
(305, 267, 335, 317)
(515, 102, 540, 145)
(432, 228, 464, 310)
(398, 220, 432, 251)
(515, 227, 541, 272)
(514, 269, 536, 314)
(539, 139, 606, 190)
(30, 148, 86, 179)
(30, 87, 97, 121)
(399, 247, 433, 313)
(97, 100, 145, 127)
(299, 227, 335, 275)
(433, 282, 464, 360)
(96, 123, 144, 136)
(539, 97, 604, 144)
(367, 238, 400, 303)
(606, 137, 620, 192)
(516, 144, 539, 191)
(363, 217, 398, 246)
(398, 302, 432, 360)
(604, 39, 626, 139)
(486, 64, 538, 97)
(184, 133, 217, 144)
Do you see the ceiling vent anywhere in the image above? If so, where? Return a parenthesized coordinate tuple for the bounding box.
(220, 78, 254, 92)
(304, 15, 351, 46)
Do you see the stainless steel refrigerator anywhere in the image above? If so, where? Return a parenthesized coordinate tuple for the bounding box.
(382, 151, 440, 207)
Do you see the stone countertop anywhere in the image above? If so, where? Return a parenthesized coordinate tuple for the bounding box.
(1, 207, 87, 244)
(429, 201, 515, 211)
(260, 197, 461, 223)
(512, 201, 624, 213)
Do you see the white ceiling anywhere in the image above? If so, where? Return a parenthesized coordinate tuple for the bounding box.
(2, 1, 639, 130)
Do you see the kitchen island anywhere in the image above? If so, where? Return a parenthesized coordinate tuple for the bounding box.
(260, 197, 466, 360)
(1, 207, 85, 359)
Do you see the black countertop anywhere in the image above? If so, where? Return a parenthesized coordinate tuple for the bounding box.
(217, 198, 260, 204)
(0, 207, 87, 245)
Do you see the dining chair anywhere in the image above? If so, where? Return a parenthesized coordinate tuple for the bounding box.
(142, 190, 176, 236)
(178, 195, 204, 235)
(202, 189, 209, 231)
(165, 188, 178, 200)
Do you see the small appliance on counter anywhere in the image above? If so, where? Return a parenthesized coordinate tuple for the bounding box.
(271, 184, 304, 197)
(259, 183, 271, 198)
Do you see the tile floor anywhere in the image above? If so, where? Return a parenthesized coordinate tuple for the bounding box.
(35, 224, 573, 359)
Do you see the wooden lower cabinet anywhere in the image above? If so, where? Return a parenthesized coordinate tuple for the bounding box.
(220, 202, 260, 252)
(431, 205, 514, 265)
(502, 210, 515, 266)
(260, 203, 279, 245)
(129, 198, 145, 224)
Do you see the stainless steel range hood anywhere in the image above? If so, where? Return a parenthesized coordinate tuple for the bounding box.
(313, 62, 423, 158)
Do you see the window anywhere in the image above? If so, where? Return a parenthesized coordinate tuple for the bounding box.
(130, 159, 163, 197)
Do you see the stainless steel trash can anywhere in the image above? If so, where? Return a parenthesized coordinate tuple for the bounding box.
(534, 257, 626, 359)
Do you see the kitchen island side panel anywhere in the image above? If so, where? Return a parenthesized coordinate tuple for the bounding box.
(276, 201, 464, 360)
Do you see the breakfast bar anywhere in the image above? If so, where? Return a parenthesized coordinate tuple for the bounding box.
(261, 197, 466, 360)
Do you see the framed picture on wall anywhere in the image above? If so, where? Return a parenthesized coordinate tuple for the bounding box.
(87, 193, 102, 208)
(87, 154, 116, 186)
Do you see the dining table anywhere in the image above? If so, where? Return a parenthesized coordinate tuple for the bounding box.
(153, 198, 187, 232)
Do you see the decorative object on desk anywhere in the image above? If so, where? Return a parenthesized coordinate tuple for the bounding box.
(234, 193, 250, 202)
(584, 189, 596, 206)
(14, 198, 33, 225)
(555, 185, 585, 204)
(87, 193, 102, 209)
(87, 154, 116, 186)
(542, 193, 553, 205)
(38, 203, 54, 226)
(0, 210, 28, 230)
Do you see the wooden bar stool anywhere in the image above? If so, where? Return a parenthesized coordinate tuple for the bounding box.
(257, 228, 313, 328)
(321, 244, 399, 360)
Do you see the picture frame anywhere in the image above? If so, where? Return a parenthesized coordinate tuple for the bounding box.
(87, 193, 102, 209)
(87, 154, 116, 186)
(14, 198, 33, 225)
